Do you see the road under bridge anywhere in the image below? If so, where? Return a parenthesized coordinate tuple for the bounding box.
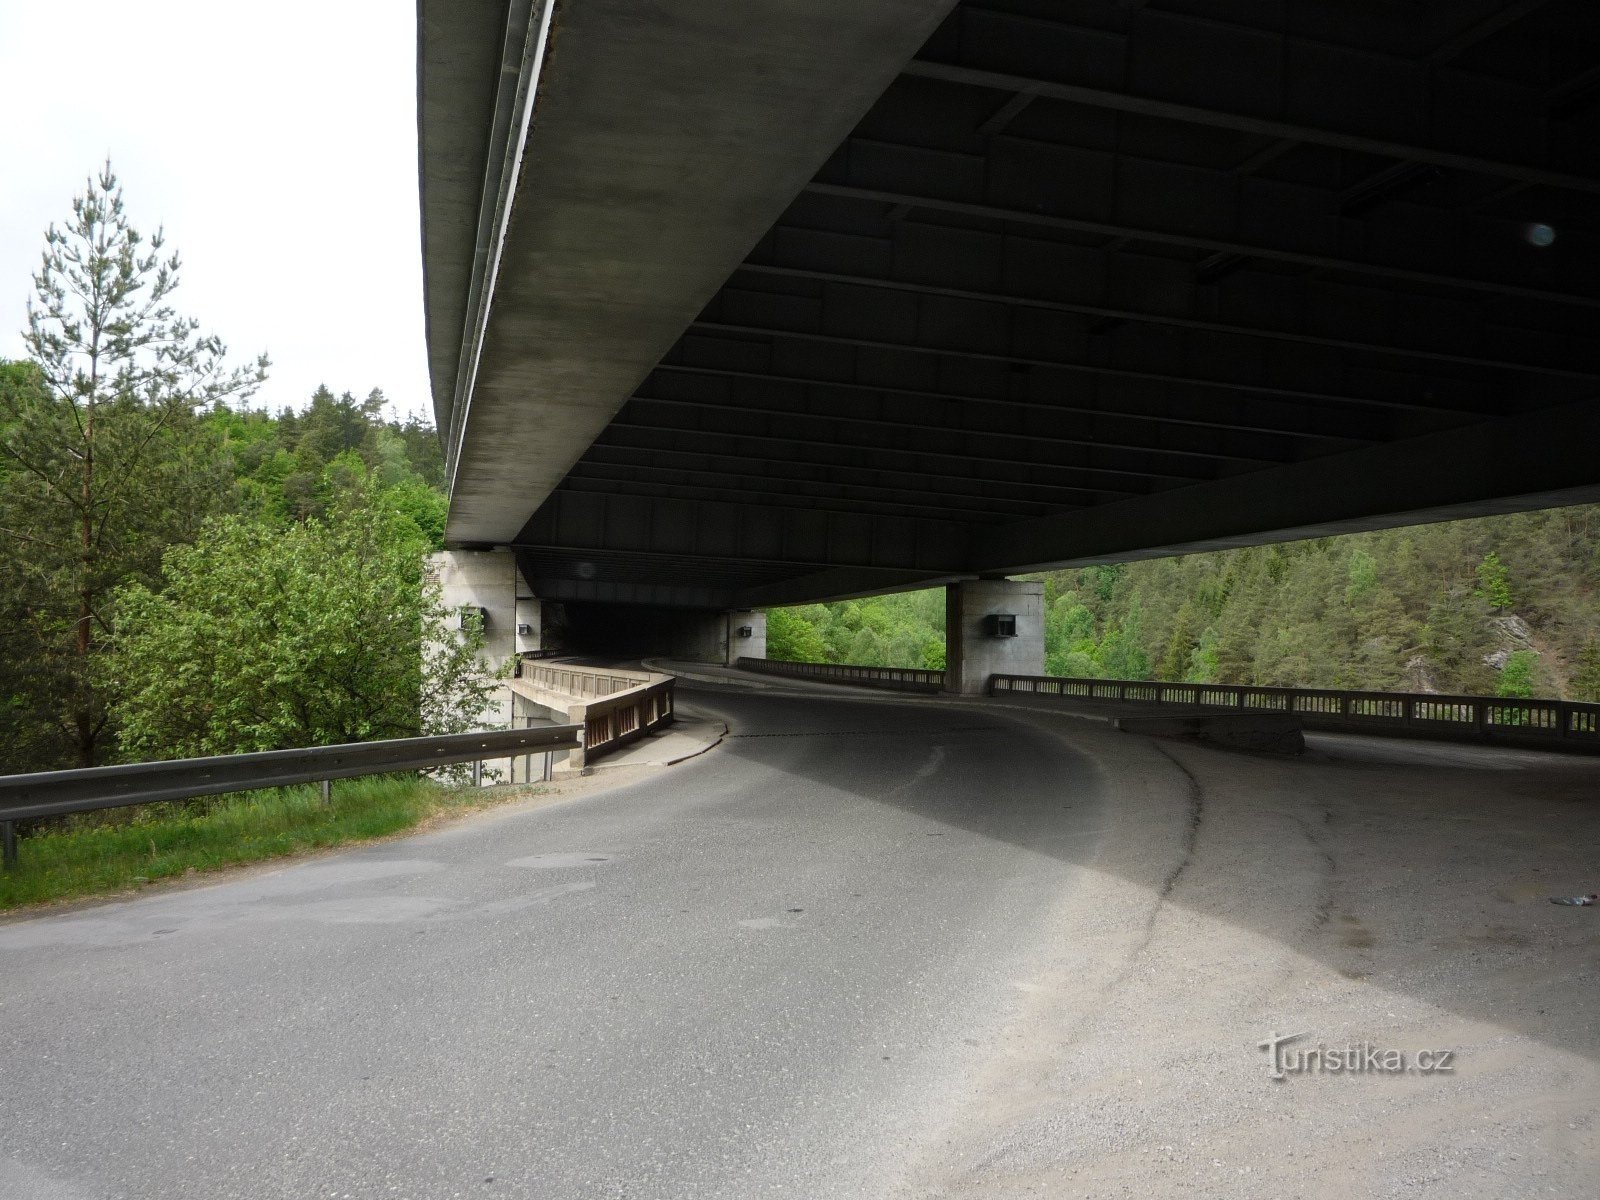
(2, 675, 1596, 1197)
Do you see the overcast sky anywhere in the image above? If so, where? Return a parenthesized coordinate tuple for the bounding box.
(0, 0, 433, 422)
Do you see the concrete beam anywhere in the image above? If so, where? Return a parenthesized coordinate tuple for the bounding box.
(418, 0, 521, 435)
(737, 225, 1600, 381)
(907, 7, 1600, 193)
(427, 0, 961, 545)
(518, 491, 975, 576)
(972, 397, 1600, 573)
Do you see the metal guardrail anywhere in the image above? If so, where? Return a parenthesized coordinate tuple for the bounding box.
(989, 675, 1600, 751)
(0, 724, 584, 869)
(736, 658, 944, 692)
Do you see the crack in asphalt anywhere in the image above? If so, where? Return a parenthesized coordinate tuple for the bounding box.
(1148, 740, 1205, 906)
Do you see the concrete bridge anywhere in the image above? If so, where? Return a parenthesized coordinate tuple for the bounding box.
(421, 0, 1600, 677)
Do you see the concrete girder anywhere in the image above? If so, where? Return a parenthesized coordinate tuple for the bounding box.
(801, 139, 1600, 309)
(971, 396, 1600, 573)
(418, 0, 528, 438)
(517, 490, 975, 577)
(610, 397, 1211, 484)
(736, 223, 1600, 381)
(629, 375, 1286, 467)
(574, 442, 1075, 513)
(649, 360, 1374, 447)
(560, 469, 1030, 524)
(909, 7, 1600, 193)
(687, 320, 1500, 436)
(590, 421, 1146, 499)
(526, 576, 735, 610)
(428, 0, 963, 546)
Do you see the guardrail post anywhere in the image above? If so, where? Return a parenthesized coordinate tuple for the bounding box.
(319, 779, 331, 807)
(471, 759, 483, 788)
(2, 820, 16, 870)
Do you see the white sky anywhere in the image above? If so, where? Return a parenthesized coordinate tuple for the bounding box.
(0, 0, 433, 422)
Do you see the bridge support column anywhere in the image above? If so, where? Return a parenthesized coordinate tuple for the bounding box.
(428, 549, 544, 783)
(664, 608, 767, 666)
(725, 610, 767, 666)
(943, 578, 1044, 696)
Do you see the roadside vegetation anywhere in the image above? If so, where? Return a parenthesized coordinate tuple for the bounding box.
(766, 509, 1600, 701)
(0, 775, 547, 911)
(1, 165, 488, 778)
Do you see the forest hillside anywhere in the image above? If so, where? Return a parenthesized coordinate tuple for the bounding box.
(765, 505, 1600, 702)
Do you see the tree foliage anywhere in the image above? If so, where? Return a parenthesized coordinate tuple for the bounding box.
(1, 165, 266, 767)
(209, 385, 445, 541)
(1475, 551, 1514, 611)
(762, 503, 1600, 700)
(1496, 650, 1538, 699)
(109, 490, 497, 759)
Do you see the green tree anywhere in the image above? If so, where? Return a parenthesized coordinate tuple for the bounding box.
(1096, 596, 1150, 680)
(885, 628, 923, 668)
(847, 627, 887, 667)
(1158, 602, 1198, 681)
(1572, 638, 1600, 703)
(2, 166, 266, 767)
(1345, 548, 1379, 603)
(1044, 597, 1096, 676)
(1475, 551, 1514, 610)
(1496, 650, 1538, 699)
(1423, 587, 1496, 694)
(109, 490, 497, 758)
(766, 606, 831, 663)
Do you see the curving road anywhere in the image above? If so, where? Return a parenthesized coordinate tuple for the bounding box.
(0, 684, 1107, 1200)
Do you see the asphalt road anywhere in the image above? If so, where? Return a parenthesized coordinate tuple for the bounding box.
(0, 685, 1107, 1200)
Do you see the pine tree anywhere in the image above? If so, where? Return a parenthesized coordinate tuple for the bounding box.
(1475, 551, 1514, 610)
(1572, 638, 1600, 702)
(2, 165, 266, 766)
(1496, 650, 1538, 699)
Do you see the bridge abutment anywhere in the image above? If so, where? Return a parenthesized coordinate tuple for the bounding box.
(943, 578, 1044, 696)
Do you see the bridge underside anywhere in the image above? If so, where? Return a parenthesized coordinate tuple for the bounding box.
(422, 0, 1600, 609)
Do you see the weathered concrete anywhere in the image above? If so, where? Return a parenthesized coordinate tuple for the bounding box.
(430, 549, 547, 781)
(429, 549, 519, 726)
(421, 0, 960, 546)
(729, 610, 767, 665)
(943, 579, 1043, 696)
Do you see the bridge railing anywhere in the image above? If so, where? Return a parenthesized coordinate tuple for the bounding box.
(736, 657, 944, 692)
(989, 675, 1600, 750)
(576, 676, 676, 766)
(515, 661, 653, 697)
(512, 661, 676, 768)
(0, 724, 585, 870)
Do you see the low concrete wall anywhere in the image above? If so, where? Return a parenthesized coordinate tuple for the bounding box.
(510, 665, 675, 772)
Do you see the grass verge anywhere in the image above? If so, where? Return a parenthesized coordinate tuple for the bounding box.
(0, 775, 539, 912)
